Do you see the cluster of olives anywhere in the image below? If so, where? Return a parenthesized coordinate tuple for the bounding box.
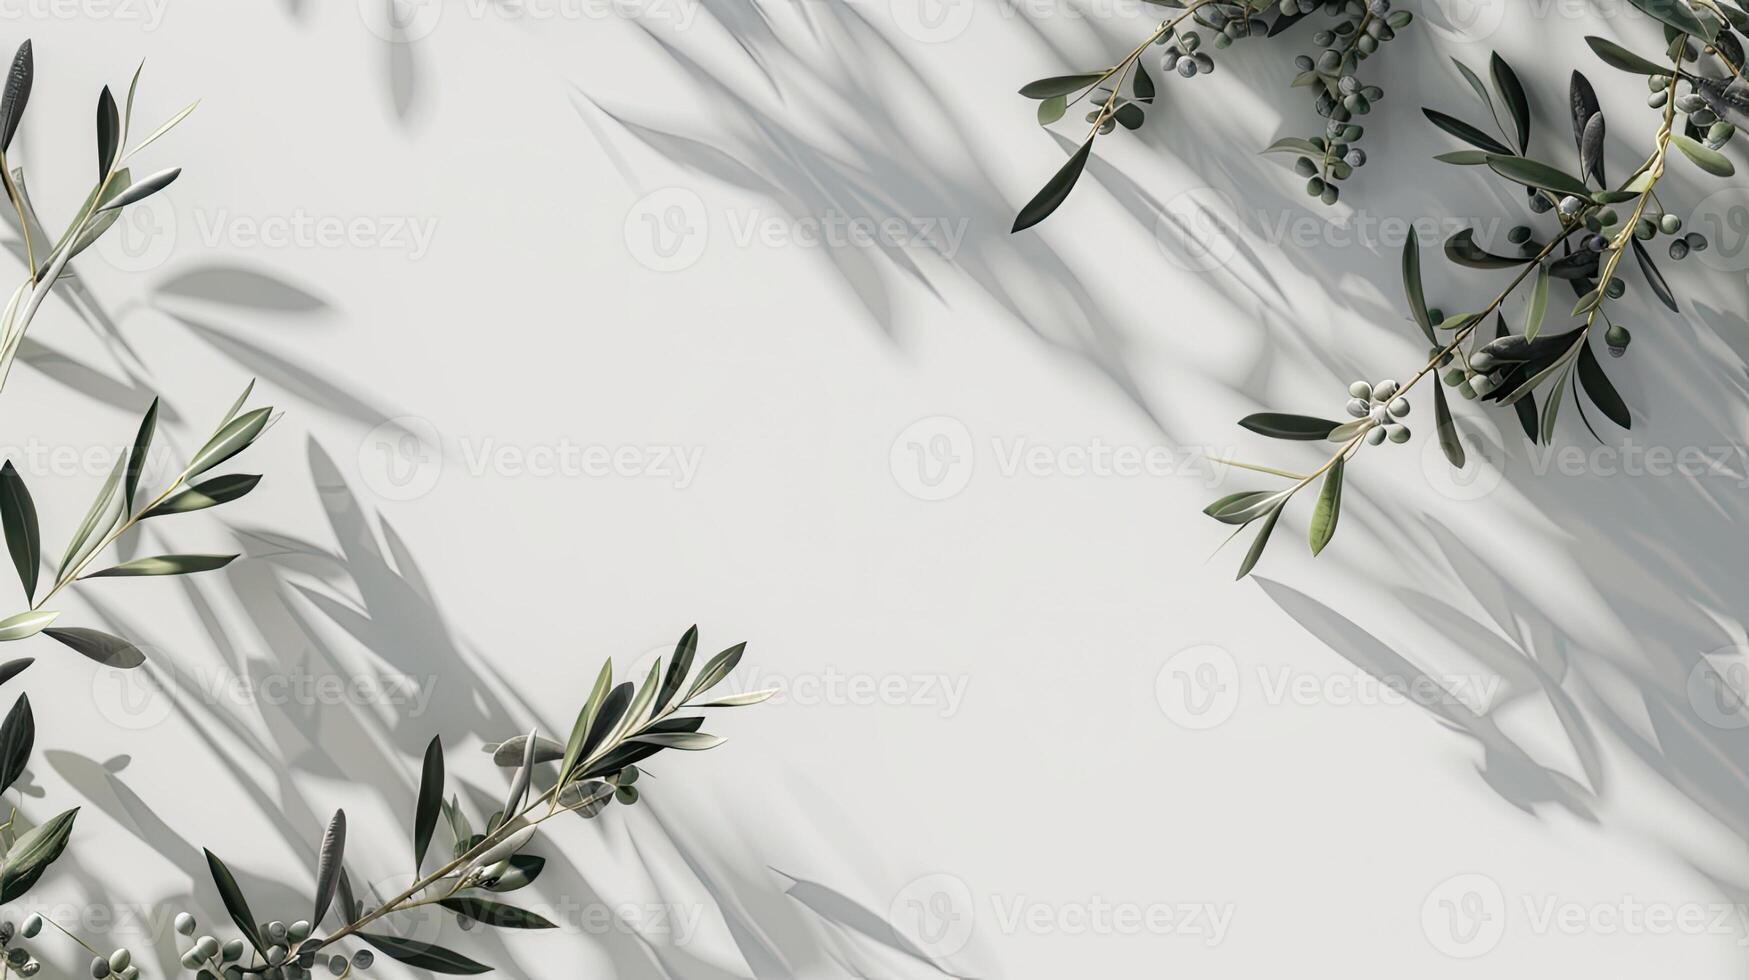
(1280, 0, 1413, 204)
(1157, 26, 1214, 79)
(1343, 379, 1411, 444)
(0, 915, 52, 977)
(1520, 192, 1706, 274)
(1650, 70, 1738, 152)
(173, 912, 371, 979)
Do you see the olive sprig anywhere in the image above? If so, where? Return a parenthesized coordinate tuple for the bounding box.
(0, 39, 195, 396)
(0, 383, 275, 669)
(1205, 13, 1749, 578)
(185, 628, 775, 978)
(1015, 1, 1413, 228)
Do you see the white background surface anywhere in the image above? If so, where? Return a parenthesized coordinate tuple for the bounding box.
(5, 0, 1749, 977)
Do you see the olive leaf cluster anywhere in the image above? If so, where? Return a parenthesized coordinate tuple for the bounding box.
(1205, 3, 1749, 577)
(1013, 0, 1414, 230)
(0, 383, 275, 667)
(183, 628, 773, 978)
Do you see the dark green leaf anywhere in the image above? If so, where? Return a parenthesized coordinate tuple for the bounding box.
(358, 933, 491, 974)
(580, 682, 633, 761)
(313, 810, 346, 927)
(1012, 139, 1093, 233)
(1236, 502, 1284, 580)
(1403, 238, 1435, 345)
(1018, 73, 1104, 99)
(83, 554, 236, 578)
(0, 659, 31, 687)
(1571, 71, 1606, 181)
(42, 628, 144, 668)
(1445, 228, 1527, 269)
(686, 643, 746, 700)
(1422, 107, 1514, 155)
(654, 626, 697, 716)
(1631, 238, 1678, 312)
(187, 407, 272, 478)
(1585, 36, 1670, 75)
(1434, 150, 1493, 165)
(0, 42, 31, 153)
(1238, 413, 1341, 441)
(413, 736, 444, 872)
(1486, 155, 1593, 197)
(0, 462, 38, 603)
(482, 855, 544, 893)
(1434, 384, 1465, 466)
(95, 85, 119, 180)
(1264, 137, 1324, 156)
(1577, 341, 1632, 428)
(438, 897, 556, 930)
(1629, 0, 1714, 38)
(124, 398, 158, 513)
(0, 807, 74, 903)
(204, 849, 267, 955)
(1490, 53, 1532, 153)
(0, 694, 31, 795)
(1133, 61, 1155, 103)
(141, 474, 261, 518)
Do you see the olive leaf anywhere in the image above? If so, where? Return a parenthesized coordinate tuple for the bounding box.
(0, 41, 32, 153)
(1585, 36, 1669, 75)
(140, 474, 261, 518)
(437, 898, 556, 930)
(358, 933, 491, 975)
(0, 693, 32, 794)
(0, 611, 51, 643)
(82, 554, 237, 578)
(1308, 456, 1345, 557)
(1236, 502, 1285, 580)
(412, 735, 444, 872)
(1577, 341, 1631, 429)
(41, 627, 144, 668)
(1485, 155, 1593, 198)
(1423, 108, 1514, 155)
(0, 806, 75, 903)
(1672, 132, 1735, 176)
(1238, 413, 1340, 440)
(1012, 139, 1093, 233)
(1434, 384, 1465, 466)
(204, 849, 267, 955)
(123, 397, 158, 512)
(0, 462, 38, 602)
(312, 810, 346, 926)
(1403, 238, 1435, 345)
(95, 85, 120, 179)
(1490, 52, 1531, 154)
